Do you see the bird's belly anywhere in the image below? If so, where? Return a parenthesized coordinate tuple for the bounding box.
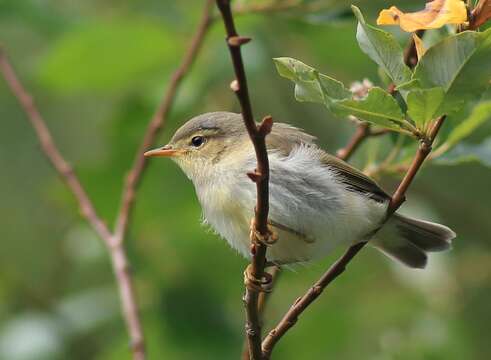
(199, 179, 387, 264)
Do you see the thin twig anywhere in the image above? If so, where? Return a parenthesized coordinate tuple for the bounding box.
(388, 116, 445, 213)
(0, 50, 112, 243)
(0, 49, 146, 359)
(261, 115, 447, 359)
(0, 1, 216, 358)
(336, 122, 371, 161)
(261, 242, 365, 359)
(216, 1, 273, 359)
(242, 266, 280, 360)
(114, 0, 214, 243)
(260, 32, 444, 357)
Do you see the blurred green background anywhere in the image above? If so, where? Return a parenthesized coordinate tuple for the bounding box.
(1, 1, 490, 359)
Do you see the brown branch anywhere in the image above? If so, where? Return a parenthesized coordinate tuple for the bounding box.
(470, 0, 491, 30)
(113, 0, 214, 243)
(0, 1, 216, 358)
(0, 47, 147, 360)
(388, 116, 445, 214)
(0, 50, 113, 243)
(0, 49, 146, 359)
(261, 242, 365, 359)
(242, 266, 280, 360)
(216, 1, 273, 359)
(260, 31, 445, 357)
(261, 115, 447, 359)
(336, 122, 371, 161)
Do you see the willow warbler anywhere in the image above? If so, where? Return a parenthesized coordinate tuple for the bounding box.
(145, 112, 455, 268)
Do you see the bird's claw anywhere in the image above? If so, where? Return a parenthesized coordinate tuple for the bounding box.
(243, 264, 273, 293)
(249, 218, 278, 246)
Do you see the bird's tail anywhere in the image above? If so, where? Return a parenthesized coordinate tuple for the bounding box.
(371, 213, 456, 268)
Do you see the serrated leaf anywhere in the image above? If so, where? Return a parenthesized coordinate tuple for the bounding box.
(407, 87, 445, 128)
(436, 138, 491, 167)
(274, 57, 351, 102)
(377, 0, 468, 32)
(38, 19, 178, 93)
(331, 87, 406, 131)
(274, 57, 407, 132)
(352, 5, 412, 86)
(413, 29, 491, 115)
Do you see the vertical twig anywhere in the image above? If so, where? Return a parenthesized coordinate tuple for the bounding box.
(215, 1, 272, 359)
(242, 266, 280, 360)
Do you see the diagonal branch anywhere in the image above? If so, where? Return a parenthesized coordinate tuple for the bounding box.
(113, 0, 215, 243)
(0, 46, 147, 360)
(0, 2, 216, 358)
(0, 49, 113, 243)
(215, 1, 273, 359)
(261, 115, 447, 360)
(260, 31, 443, 358)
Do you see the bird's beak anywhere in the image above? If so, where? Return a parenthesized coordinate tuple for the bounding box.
(144, 145, 182, 158)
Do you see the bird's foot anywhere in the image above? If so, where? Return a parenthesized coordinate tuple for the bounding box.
(243, 264, 273, 293)
(249, 218, 278, 246)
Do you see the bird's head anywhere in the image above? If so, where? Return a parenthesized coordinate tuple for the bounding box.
(144, 112, 249, 182)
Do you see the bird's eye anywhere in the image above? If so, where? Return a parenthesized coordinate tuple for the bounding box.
(191, 136, 205, 147)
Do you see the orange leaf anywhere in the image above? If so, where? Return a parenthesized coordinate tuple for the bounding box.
(471, 0, 491, 29)
(412, 33, 426, 60)
(377, 0, 468, 32)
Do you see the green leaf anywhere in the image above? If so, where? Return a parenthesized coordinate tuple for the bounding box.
(406, 87, 445, 129)
(273, 57, 350, 103)
(445, 101, 491, 148)
(331, 87, 406, 131)
(413, 29, 491, 115)
(274, 57, 407, 132)
(395, 78, 421, 92)
(352, 5, 412, 86)
(38, 18, 178, 93)
(436, 138, 491, 167)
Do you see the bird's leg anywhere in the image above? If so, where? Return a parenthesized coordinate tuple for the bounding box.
(244, 264, 274, 292)
(243, 218, 279, 292)
(249, 218, 278, 246)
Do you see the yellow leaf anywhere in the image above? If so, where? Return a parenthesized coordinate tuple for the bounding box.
(377, 0, 468, 32)
(412, 33, 426, 60)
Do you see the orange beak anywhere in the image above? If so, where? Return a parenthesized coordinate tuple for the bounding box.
(144, 145, 182, 158)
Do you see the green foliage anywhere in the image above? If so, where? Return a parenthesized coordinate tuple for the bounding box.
(275, 7, 491, 148)
(3, 1, 491, 360)
(414, 29, 491, 115)
(406, 87, 445, 129)
(274, 57, 412, 133)
(352, 5, 412, 86)
(38, 18, 178, 93)
(332, 87, 406, 130)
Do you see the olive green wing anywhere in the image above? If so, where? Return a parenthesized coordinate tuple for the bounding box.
(266, 122, 316, 156)
(267, 121, 390, 203)
(320, 152, 390, 203)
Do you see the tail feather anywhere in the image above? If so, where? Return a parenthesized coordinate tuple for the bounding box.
(371, 213, 456, 269)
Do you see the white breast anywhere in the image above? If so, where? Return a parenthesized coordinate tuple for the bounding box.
(194, 145, 388, 264)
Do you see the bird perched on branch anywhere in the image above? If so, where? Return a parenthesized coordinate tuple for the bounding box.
(145, 112, 455, 268)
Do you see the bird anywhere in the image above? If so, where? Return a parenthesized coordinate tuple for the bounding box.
(144, 112, 455, 269)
